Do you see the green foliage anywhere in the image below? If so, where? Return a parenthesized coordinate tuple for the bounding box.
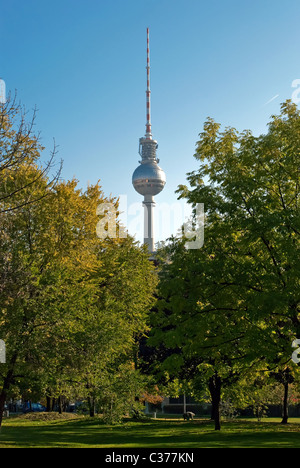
(149, 100, 300, 428)
(0, 99, 157, 425)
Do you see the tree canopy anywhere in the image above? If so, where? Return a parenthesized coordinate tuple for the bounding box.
(149, 100, 300, 429)
(0, 97, 157, 425)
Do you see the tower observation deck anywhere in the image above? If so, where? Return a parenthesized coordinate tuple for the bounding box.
(132, 28, 166, 253)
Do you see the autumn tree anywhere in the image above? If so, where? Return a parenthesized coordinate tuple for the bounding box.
(0, 94, 61, 213)
(64, 235, 157, 420)
(0, 97, 62, 425)
(0, 98, 157, 426)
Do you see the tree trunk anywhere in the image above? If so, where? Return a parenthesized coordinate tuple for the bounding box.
(88, 396, 95, 417)
(0, 353, 17, 428)
(57, 396, 63, 414)
(208, 373, 222, 431)
(46, 395, 51, 412)
(0, 392, 6, 429)
(51, 398, 56, 412)
(281, 382, 289, 424)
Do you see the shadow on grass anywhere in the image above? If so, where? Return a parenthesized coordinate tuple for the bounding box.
(0, 417, 300, 448)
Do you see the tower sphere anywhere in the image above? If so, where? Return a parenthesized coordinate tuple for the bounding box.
(132, 160, 166, 196)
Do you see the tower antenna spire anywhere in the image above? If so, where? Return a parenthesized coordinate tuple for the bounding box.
(145, 27, 152, 139)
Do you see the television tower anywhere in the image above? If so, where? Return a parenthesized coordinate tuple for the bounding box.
(132, 28, 166, 253)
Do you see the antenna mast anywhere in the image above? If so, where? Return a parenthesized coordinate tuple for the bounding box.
(145, 27, 152, 139)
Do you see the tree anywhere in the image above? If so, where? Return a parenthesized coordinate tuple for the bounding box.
(149, 100, 300, 429)
(64, 235, 157, 420)
(0, 96, 63, 425)
(0, 169, 157, 424)
(0, 94, 61, 213)
(181, 100, 300, 422)
(0, 174, 102, 424)
(0, 100, 105, 423)
(149, 237, 255, 430)
(0, 98, 158, 426)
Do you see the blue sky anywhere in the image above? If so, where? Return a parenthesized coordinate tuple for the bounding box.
(1, 0, 300, 242)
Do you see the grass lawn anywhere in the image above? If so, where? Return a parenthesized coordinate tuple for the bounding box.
(0, 414, 299, 448)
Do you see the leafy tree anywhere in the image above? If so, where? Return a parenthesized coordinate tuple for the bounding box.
(65, 236, 157, 418)
(149, 100, 300, 429)
(0, 95, 61, 213)
(149, 237, 255, 430)
(0, 99, 158, 426)
(0, 173, 102, 424)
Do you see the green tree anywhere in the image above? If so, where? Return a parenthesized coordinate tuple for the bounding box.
(149, 237, 255, 430)
(150, 100, 300, 429)
(0, 174, 106, 424)
(68, 235, 157, 419)
(0, 100, 158, 425)
(0, 100, 120, 424)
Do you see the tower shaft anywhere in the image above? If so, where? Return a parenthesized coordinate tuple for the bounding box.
(143, 195, 155, 253)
